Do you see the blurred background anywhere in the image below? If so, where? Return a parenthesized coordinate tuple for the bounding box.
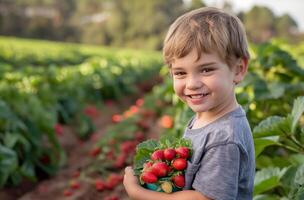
(1, 0, 303, 49)
(1, 1, 304, 200)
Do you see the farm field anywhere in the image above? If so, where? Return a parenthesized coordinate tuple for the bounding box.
(0, 37, 304, 200)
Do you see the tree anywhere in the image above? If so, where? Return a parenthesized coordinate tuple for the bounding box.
(186, 0, 205, 11)
(275, 14, 298, 39)
(103, 0, 185, 49)
(243, 6, 275, 43)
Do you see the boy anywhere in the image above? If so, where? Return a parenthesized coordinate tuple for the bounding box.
(123, 7, 255, 200)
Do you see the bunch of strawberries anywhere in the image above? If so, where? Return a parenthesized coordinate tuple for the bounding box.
(137, 144, 191, 193)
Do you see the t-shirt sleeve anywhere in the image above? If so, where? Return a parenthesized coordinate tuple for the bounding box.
(192, 143, 240, 200)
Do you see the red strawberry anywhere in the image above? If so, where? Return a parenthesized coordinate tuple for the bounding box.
(175, 147, 190, 159)
(172, 174, 185, 188)
(151, 162, 169, 177)
(83, 105, 99, 118)
(95, 179, 106, 191)
(89, 147, 101, 157)
(39, 154, 50, 164)
(114, 153, 127, 168)
(160, 115, 174, 128)
(112, 114, 122, 123)
(105, 100, 114, 106)
(151, 149, 164, 161)
(172, 158, 187, 170)
(54, 123, 63, 136)
(140, 171, 158, 183)
(129, 105, 139, 114)
(136, 98, 144, 106)
(143, 161, 153, 172)
(163, 148, 176, 161)
(63, 189, 73, 196)
(135, 131, 145, 142)
(106, 150, 115, 160)
(70, 180, 81, 190)
(106, 173, 123, 189)
(104, 195, 119, 200)
(120, 141, 136, 154)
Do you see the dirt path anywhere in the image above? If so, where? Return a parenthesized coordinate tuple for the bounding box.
(17, 98, 134, 200)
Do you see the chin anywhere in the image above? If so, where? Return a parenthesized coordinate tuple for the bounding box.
(188, 105, 211, 113)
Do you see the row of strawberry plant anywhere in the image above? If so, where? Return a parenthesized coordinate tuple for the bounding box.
(0, 36, 161, 69)
(0, 40, 163, 188)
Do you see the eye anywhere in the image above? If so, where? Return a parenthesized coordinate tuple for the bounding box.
(200, 68, 213, 73)
(173, 71, 186, 76)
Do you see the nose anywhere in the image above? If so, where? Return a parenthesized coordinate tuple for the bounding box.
(186, 75, 203, 90)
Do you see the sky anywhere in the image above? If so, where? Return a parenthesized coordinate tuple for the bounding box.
(204, 0, 304, 32)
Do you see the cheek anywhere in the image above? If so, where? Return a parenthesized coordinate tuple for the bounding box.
(206, 74, 231, 91)
(204, 77, 220, 91)
(173, 80, 184, 95)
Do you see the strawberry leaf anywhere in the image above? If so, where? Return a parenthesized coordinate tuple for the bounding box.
(254, 136, 280, 158)
(134, 140, 159, 175)
(253, 116, 291, 138)
(290, 96, 304, 134)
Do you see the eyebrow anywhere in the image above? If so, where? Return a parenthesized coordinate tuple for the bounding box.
(172, 62, 217, 70)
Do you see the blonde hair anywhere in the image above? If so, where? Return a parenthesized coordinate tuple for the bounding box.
(163, 7, 250, 68)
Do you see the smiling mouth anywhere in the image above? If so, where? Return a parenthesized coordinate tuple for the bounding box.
(187, 93, 210, 99)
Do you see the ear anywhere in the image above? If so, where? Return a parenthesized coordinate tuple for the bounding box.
(233, 58, 248, 85)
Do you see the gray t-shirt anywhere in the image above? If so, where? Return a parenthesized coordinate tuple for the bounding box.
(183, 106, 255, 200)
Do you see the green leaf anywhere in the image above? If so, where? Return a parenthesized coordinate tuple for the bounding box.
(136, 139, 159, 152)
(253, 194, 280, 200)
(253, 80, 272, 100)
(281, 165, 298, 188)
(254, 137, 279, 158)
(294, 164, 304, 185)
(10, 170, 22, 186)
(268, 82, 285, 99)
(133, 140, 159, 175)
(133, 148, 153, 175)
(254, 167, 285, 195)
(3, 133, 19, 148)
(290, 154, 304, 165)
(294, 186, 304, 200)
(20, 160, 36, 181)
(253, 116, 291, 138)
(0, 144, 18, 187)
(290, 96, 304, 134)
(0, 100, 15, 120)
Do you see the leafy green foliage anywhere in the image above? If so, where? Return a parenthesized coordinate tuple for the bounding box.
(0, 37, 163, 187)
(134, 140, 159, 175)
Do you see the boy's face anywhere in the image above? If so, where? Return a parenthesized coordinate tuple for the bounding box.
(171, 49, 244, 115)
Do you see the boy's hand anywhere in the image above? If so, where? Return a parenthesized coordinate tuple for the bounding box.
(123, 166, 140, 197)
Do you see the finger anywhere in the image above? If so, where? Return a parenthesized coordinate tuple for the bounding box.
(125, 166, 131, 174)
(125, 166, 135, 175)
(125, 166, 132, 172)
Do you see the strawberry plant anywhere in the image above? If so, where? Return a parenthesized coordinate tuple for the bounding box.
(133, 136, 192, 193)
(0, 37, 163, 187)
